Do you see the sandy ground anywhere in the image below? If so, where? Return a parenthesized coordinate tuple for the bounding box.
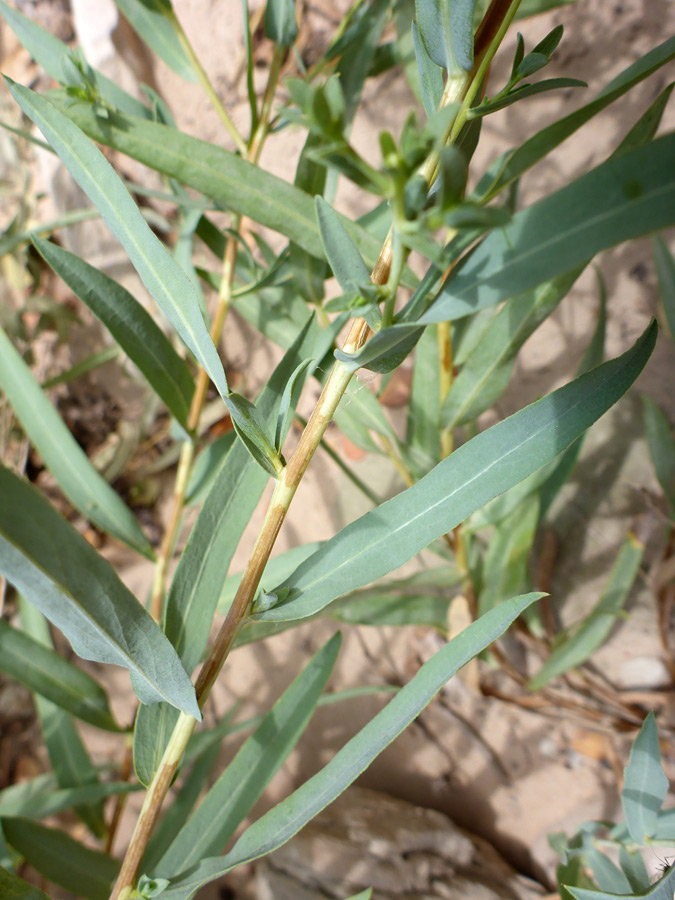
(1, 0, 675, 896)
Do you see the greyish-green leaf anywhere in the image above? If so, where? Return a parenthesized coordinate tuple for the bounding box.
(423, 134, 675, 323)
(113, 0, 197, 81)
(33, 236, 195, 430)
(258, 321, 656, 623)
(622, 711, 670, 844)
(0, 324, 154, 559)
(5, 80, 228, 399)
(0, 463, 200, 719)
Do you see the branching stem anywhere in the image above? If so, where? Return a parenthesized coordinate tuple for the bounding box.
(110, 1, 523, 894)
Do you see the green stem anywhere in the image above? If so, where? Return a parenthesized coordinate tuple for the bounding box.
(249, 45, 285, 163)
(109, 1, 523, 893)
(168, 9, 248, 156)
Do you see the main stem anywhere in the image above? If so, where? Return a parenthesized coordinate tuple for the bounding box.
(110, 2, 521, 894)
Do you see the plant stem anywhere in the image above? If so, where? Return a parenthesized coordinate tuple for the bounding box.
(167, 8, 248, 157)
(294, 413, 383, 505)
(110, 1, 523, 891)
(249, 45, 285, 164)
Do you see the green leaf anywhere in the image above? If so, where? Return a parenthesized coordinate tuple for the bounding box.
(474, 35, 675, 202)
(653, 234, 675, 342)
(218, 543, 323, 613)
(156, 594, 541, 900)
(479, 496, 538, 615)
(612, 82, 674, 158)
(185, 433, 236, 506)
(226, 392, 284, 478)
(152, 633, 340, 877)
(0, 324, 154, 558)
(335, 323, 424, 375)
(113, 0, 197, 81)
(528, 534, 644, 690)
(53, 101, 385, 270)
(619, 847, 651, 895)
(142, 741, 223, 875)
(470, 78, 586, 118)
(274, 359, 314, 453)
(316, 197, 371, 294)
(414, 0, 477, 73)
(406, 324, 440, 472)
(33, 237, 195, 429)
(0, 867, 50, 900)
(335, 0, 389, 125)
(5, 80, 228, 399)
(330, 589, 452, 631)
(264, 0, 298, 46)
(258, 322, 656, 624)
(0, 464, 199, 718)
(622, 711, 669, 844)
(1, 818, 118, 900)
(585, 847, 632, 895)
(423, 134, 675, 323)
(135, 320, 319, 785)
(569, 854, 675, 898)
(0, 0, 150, 117)
(643, 396, 675, 517)
(412, 22, 444, 118)
(19, 599, 105, 837)
(442, 268, 583, 429)
(0, 619, 119, 732)
(0, 779, 139, 820)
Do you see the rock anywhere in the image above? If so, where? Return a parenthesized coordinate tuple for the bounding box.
(255, 787, 546, 900)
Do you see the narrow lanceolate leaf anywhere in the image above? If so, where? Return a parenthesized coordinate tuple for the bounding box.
(20, 601, 105, 836)
(0, 779, 139, 820)
(567, 865, 675, 900)
(113, 0, 197, 81)
(33, 237, 194, 430)
(0, 867, 50, 900)
(441, 267, 583, 429)
(54, 100, 384, 268)
(622, 711, 669, 844)
(1, 818, 119, 900)
(0, 619, 119, 732)
(275, 358, 314, 452)
(264, 0, 298, 46)
(0, 325, 154, 559)
(156, 594, 541, 900)
(414, 0, 477, 73)
(258, 322, 657, 623)
(5, 80, 228, 399)
(135, 320, 318, 786)
(643, 397, 675, 517)
(0, 464, 200, 718)
(142, 741, 222, 874)
(406, 324, 440, 473)
(226, 393, 284, 478)
(412, 22, 444, 118)
(316, 197, 371, 294)
(474, 35, 675, 202)
(0, 0, 150, 118)
(423, 134, 675, 323)
(653, 234, 675, 342)
(154, 634, 340, 877)
(528, 534, 644, 690)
